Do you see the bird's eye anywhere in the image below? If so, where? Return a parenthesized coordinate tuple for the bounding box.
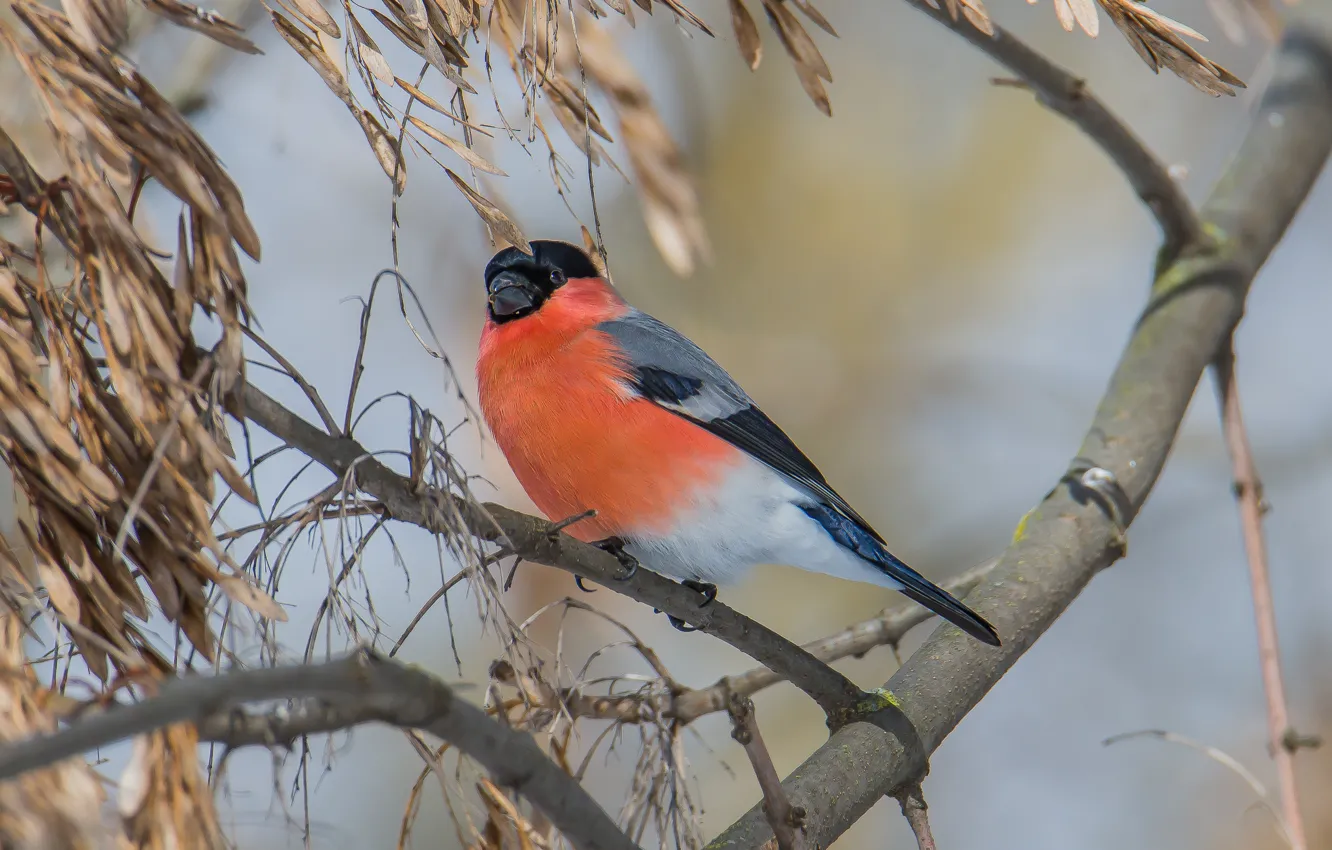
(549, 269, 567, 286)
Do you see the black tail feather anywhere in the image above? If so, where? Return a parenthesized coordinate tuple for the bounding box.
(796, 500, 1000, 646)
(894, 577, 1001, 647)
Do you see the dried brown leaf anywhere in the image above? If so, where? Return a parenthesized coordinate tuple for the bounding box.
(369, 7, 423, 51)
(445, 169, 529, 251)
(75, 461, 118, 505)
(214, 573, 287, 621)
(401, 0, 429, 30)
(580, 226, 608, 278)
(1098, 0, 1245, 95)
(766, 0, 829, 78)
(64, 0, 130, 49)
(35, 560, 80, 620)
(360, 41, 395, 84)
(117, 736, 153, 819)
(139, 0, 262, 53)
(728, 0, 762, 69)
(761, 0, 831, 114)
(960, 0, 993, 35)
(291, 0, 342, 38)
(356, 108, 408, 193)
(427, 0, 470, 38)
(395, 77, 491, 134)
(272, 10, 352, 100)
(789, 0, 836, 36)
(0, 270, 23, 314)
(1053, 0, 1101, 33)
(409, 115, 506, 174)
(656, 0, 712, 34)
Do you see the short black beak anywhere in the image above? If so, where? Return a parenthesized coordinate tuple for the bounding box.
(487, 272, 537, 319)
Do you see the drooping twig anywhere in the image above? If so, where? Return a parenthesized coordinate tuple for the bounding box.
(1212, 345, 1308, 850)
(1103, 729, 1292, 846)
(727, 694, 805, 850)
(892, 783, 937, 850)
(243, 326, 343, 437)
(708, 27, 1332, 850)
(0, 649, 640, 850)
(908, 0, 1202, 259)
(238, 380, 867, 721)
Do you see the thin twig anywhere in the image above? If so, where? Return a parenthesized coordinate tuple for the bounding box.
(1103, 729, 1292, 847)
(0, 649, 639, 850)
(390, 560, 491, 657)
(243, 325, 343, 437)
(342, 267, 398, 436)
(892, 783, 936, 850)
(1212, 344, 1308, 850)
(727, 694, 804, 850)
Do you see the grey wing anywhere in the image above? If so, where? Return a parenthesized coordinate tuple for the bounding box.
(595, 310, 888, 544)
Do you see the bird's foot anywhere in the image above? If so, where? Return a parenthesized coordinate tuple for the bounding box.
(666, 579, 717, 632)
(590, 536, 639, 582)
(683, 579, 717, 605)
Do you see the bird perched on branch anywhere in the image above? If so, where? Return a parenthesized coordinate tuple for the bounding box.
(476, 240, 1000, 646)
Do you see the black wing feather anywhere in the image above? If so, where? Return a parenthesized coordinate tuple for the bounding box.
(600, 310, 888, 544)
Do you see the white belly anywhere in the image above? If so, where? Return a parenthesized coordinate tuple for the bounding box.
(622, 456, 905, 590)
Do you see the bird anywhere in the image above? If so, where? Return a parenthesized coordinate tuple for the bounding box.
(475, 239, 1000, 646)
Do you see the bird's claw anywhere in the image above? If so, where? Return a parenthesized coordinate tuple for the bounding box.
(667, 580, 717, 632)
(682, 579, 718, 606)
(574, 576, 596, 593)
(591, 536, 639, 582)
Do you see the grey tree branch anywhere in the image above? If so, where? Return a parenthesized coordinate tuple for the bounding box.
(0, 649, 639, 850)
(707, 26, 1332, 850)
(238, 382, 867, 721)
(909, 1, 1202, 258)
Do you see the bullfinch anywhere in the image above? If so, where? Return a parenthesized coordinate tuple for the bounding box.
(476, 240, 1000, 646)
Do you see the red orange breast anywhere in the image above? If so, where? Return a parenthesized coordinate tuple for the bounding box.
(477, 279, 739, 541)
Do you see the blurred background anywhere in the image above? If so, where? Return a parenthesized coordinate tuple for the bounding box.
(109, 1, 1332, 847)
